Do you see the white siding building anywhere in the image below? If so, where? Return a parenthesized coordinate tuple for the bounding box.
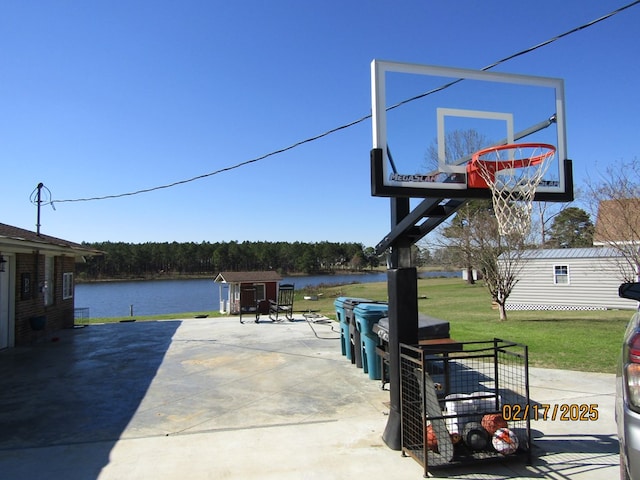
(503, 247, 639, 311)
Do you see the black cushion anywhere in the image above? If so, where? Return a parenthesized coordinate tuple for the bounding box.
(374, 314, 450, 340)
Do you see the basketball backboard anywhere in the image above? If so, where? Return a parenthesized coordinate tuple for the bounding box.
(370, 59, 573, 201)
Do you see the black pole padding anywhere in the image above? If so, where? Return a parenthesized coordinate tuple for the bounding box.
(382, 267, 419, 451)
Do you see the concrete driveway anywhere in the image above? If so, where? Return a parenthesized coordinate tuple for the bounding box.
(0, 316, 619, 479)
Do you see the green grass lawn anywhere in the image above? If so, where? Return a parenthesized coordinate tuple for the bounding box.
(299, 278, 630, 374)
(88, 277, 631, 374)
(416, 279, 629, 374)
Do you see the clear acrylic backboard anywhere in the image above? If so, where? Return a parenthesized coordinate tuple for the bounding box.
(370, 59, 573, 201)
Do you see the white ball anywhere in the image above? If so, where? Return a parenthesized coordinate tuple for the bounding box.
(492, 428, 519, 455)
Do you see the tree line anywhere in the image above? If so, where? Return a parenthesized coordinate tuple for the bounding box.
(76, 240, 381, 280)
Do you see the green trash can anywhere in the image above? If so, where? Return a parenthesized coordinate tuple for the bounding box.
(345, 298, 375, 369)
(354, 302, 388, 380)
(334, 297, 372, 362)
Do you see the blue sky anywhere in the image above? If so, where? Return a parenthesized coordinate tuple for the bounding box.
(2, 1, 639, 248)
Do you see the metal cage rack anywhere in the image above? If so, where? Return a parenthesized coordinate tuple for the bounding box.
(399, 339, 530, 476)
(74, 307, 90, 326)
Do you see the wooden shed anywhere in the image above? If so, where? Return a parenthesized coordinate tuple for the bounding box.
(214, 271, 283, 315)
(502, 247, 638, 311)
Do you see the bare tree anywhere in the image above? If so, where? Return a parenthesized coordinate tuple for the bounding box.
(429, 203, 534, 320)
(424, 129, 551, 319)
(586, 157, 640, 282)
(466, 210, 531, 321)
(529, 183, 583, 245)
(424, 130, 490, 283)
(424, 129, 489, 173)
(441, 201, 492, 284)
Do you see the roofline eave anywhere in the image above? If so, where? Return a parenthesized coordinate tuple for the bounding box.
(0, 237, 104, 259)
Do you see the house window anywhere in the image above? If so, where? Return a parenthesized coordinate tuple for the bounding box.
(254, 284, 266, 301)
(554, 265, 569, 285)
(44, 256, 55, 306)
(63, 272, 74, 300)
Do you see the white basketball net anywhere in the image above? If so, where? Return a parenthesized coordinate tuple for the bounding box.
(473, 144, 555, 237)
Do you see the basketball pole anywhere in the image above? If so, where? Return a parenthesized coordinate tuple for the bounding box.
(382, 197, 418, 451)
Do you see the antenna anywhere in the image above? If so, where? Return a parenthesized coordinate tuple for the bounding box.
(36, 182, 43, 236)
(30, 183, 56, 236)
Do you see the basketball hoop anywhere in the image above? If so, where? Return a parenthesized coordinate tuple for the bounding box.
(466, 143, 556, 237)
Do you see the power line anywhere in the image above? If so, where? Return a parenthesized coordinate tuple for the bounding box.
(51, 113, 370, 204)
(386, 0, 640, 110)
(51, 0, 640, 205)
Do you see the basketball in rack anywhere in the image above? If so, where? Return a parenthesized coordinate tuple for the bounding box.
(466, 143, 556, 237)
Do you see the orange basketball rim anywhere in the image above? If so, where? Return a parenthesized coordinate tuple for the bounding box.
(467, 143, 557, 189)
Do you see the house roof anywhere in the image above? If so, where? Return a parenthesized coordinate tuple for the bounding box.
(214, 271, 283, 284)
(513, 247, 624, 260)
(593, 198, 640, 245)
(0, 222, 103, 259)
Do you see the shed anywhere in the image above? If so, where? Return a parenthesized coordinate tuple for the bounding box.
(214, 271, 283, 315)
(502, 247, 638, 311)
(0, 222, 103, 348)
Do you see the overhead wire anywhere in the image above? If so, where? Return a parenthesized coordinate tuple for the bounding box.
(381, 0, 640, 112)
(50, 114, 370, 205)
(49, 0, 640, 206)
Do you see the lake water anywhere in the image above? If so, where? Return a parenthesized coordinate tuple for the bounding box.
(75, 271, 460, 318)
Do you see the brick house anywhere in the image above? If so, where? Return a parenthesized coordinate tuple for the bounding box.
(0, 223, 102, 348)
(593, 198, 640, 247)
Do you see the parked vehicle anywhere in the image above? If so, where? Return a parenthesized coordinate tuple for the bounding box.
(617, 282, 640, 479)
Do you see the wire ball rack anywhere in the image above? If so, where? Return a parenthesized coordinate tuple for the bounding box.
(399, 339, 530, 476)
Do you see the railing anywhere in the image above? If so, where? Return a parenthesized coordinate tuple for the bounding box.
(74, 307, 90, 326)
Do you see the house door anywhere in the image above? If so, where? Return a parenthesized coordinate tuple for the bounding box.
(0, 257, 10, 349)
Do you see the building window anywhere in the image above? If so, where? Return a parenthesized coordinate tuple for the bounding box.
(254, 283, 266, 301)
(44, 256, 55, 306)
(554, 265, 569, 285)
(63, 272, 74, 300)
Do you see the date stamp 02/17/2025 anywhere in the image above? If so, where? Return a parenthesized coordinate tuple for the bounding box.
(501, 403, 599, 422)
